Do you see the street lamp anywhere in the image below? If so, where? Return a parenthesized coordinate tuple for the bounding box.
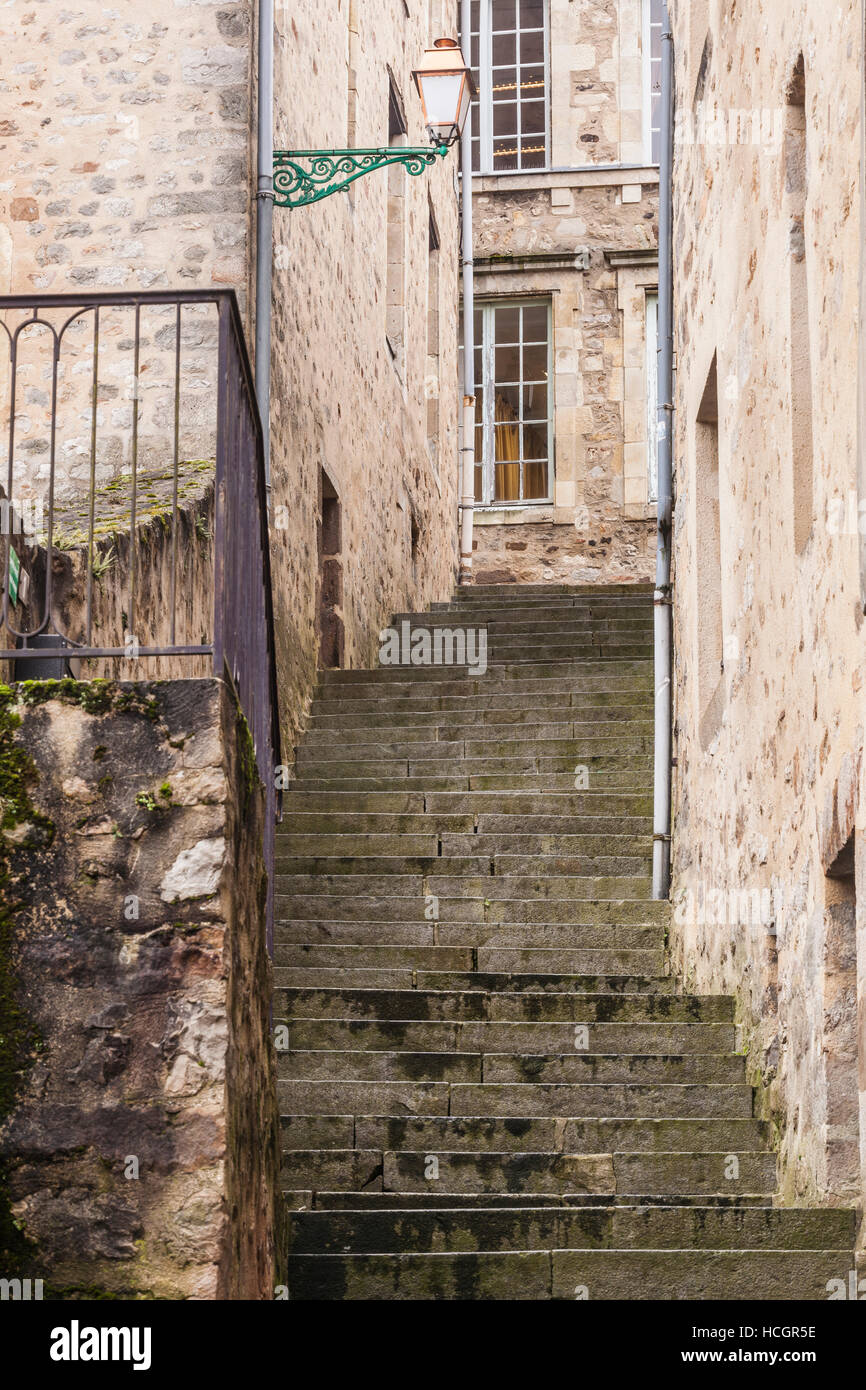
(272, 38, 473, 209)
(412, 38, 475, 149)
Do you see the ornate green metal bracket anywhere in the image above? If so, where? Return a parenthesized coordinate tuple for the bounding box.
(272, 146, 449, 209)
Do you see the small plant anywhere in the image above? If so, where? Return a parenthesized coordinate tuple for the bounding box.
(159, 782, 172, 801)
(135, 791, 157, 812)
(91, 546, 116, 580)
(195, 515, 212, 542)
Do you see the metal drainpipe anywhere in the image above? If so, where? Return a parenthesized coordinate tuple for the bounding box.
(458, 0, 476, 585)
(652, 2, 675, 900)
(255, 0, 275, 488)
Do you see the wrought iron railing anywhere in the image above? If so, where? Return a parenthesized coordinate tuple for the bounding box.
(0, 289, 281, 947)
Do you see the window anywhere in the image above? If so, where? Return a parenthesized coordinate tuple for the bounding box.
(468, 300, 553, 505)
(645, 291, 659, 503)
(463, 0, 549, 173)
(643, 0, 664, 164)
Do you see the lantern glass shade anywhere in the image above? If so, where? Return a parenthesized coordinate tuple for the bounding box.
(412, 39, 474, 147)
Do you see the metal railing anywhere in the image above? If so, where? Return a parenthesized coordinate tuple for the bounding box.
(0, 289, 281, 946)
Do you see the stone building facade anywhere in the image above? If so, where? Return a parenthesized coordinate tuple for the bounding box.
(0, 0, 463, 748)
(462, 0, 661, 584)
(668, 0, 866, 1218)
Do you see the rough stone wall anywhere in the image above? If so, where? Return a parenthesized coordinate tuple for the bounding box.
(667, 0, 866, 1209)
(0, 1, 253, 304)
(0, 678, 282, 1298)
(468, 0, 658, 585)
(268, 0, 461, 749)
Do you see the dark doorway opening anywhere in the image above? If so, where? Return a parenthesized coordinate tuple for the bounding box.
(317, 469, 344, 669)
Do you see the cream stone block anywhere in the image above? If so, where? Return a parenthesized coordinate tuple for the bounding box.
(572, 45, 597, 71)
(624, 474, 649, 507)
(622, 184, 642, 203)
(624, 441, 647, 476)
(550, 186, 573, 211)
(555, 479, 577, 509)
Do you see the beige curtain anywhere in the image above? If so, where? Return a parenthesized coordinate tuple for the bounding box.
(494, 393, 520, 501)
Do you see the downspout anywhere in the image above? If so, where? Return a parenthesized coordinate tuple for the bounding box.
(255, 0, 275, 488)
(458, 0, 475, 584)
(652, 2, 675, 900)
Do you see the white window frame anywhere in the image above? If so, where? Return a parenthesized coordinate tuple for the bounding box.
(469, 0, 551, 174)
(474, 298, 554, 507)
(642, 0, 664, 166)
(645, 290, 659, 504)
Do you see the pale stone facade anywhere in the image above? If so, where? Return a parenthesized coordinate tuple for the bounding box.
(668, 0, 866, 1218)
(466, 0, 660, 584)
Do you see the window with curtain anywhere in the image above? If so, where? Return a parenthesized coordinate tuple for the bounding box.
(462, 0, 549, 173)
(466, 300, 553, 505)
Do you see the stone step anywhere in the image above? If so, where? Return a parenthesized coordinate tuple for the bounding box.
(282, 1249, 853, 1300)
(275, 833, 650, 859)
(274, 955, 665, 990)
(306, 715, 655, 737)
(282, 1019, 738, 1051)
(285, 1202, 855, 1254)
(319, 662, 653, 691)
(279, 970, 672, 992)
(279, 812, 654, 836)
(275, 897, 664, 925)
(293, 773, 652, 793)
(311, 697, 653, 724)
(281, 998, 735, 1031)
(275, 923, 663, 949)
(280, 1148, 776, 1196)
(293, 753, 654, 779)
(278, 1051, 744, 1087)
(295, 736, 653, 761)
(276, 856, 649, 879)
(282, 1114, 763, 1153)
(275, 875, 656, 901)
(289, 1190, 773, 1210)
(277, 1079, 754, 1119)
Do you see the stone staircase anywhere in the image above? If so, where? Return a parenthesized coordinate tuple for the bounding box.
(276, 583, 856, 1299)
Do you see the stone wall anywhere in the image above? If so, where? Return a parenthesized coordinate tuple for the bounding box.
(267, 0, 462, 749)
(667, 0, 866, 1210)
(0, 678, 282, 1298)
(467, 0, 659, 585)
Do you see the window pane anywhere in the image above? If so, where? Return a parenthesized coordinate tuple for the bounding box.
(520, 30, 545, 65)
(492, 32, 517, 65)
(492, 66, 518, 96)
(523, 420, 548, 458)
(520, 100, 545, 134)
(493, 102, 517, 137)
(519, 139, 546, 168)
(474, 463, 483, 500)
(495, 305, 521, 342)
(522, 305, 548, 341)
(519, 64, 545, 96)
(522, 342, 548, 381)
(494, 460, 521, 501)
(519, 0, 544, 27)
(492, 142, 519, 170)
(494, 382, 521, 418)
(495, 344, 520, 381)
(522, 383, 547, 419)
(492, 0, 517, 29)
(523, 459, 548, 499)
